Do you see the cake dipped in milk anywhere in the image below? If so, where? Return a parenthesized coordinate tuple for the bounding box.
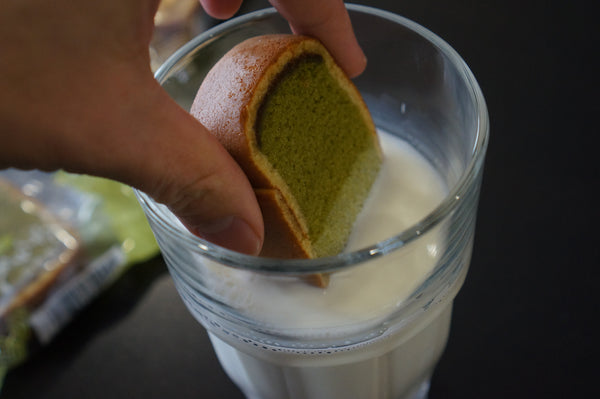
(191, 34, 381, 285)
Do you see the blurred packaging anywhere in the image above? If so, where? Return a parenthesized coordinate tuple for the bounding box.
(0, 170, 159, 387)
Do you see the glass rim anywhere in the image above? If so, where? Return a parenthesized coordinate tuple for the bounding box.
(139, 4, 489, 274)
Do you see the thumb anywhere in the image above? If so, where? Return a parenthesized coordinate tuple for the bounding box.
(118, 85, 264, 256)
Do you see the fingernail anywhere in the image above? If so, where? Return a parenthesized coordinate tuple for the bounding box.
(195, 216, 262, 256)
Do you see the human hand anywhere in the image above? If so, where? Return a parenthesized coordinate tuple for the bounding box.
(0, 0, 365, 255)
(200, 0, 367, 77)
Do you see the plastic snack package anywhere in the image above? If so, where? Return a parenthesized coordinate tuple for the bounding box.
(0, 169, 159, 387)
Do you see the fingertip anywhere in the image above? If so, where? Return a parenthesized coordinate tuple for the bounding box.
(300, 30, 367, 79)
(273, 0, 367, 78)
(343, 45, 367, 78)
(198, 0, 243, 20)
(190, 216, 264, 256)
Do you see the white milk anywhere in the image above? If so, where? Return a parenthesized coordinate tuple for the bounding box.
(192, 131, 453, 399)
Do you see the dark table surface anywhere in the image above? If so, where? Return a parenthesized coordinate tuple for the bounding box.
(2, 0, 597, 398)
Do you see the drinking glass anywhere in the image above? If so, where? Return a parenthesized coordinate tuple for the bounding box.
(137, 5, 489, 399)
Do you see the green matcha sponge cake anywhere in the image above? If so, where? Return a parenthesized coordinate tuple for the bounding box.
(191, 34, 381, 272)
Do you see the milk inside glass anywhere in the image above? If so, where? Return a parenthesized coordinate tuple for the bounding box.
(174, 130, 455, 399)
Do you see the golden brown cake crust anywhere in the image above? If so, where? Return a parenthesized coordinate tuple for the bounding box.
(255, 188, 309, 259)
(192, 35, 314, 188)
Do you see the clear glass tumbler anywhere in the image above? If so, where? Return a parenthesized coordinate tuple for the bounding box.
(137, 5, 489, 399)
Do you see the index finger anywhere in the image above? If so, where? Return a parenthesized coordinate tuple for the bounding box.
(269, 0, 366, 78)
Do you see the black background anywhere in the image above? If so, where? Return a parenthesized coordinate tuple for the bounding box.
(2, 0, 598, 398)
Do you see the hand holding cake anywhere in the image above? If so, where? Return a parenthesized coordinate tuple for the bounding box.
(0, 0, 366, 256)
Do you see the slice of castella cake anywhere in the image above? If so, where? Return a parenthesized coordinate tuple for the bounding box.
(191, 34, 382, 286)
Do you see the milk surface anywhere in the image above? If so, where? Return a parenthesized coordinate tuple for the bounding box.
(206, 130, 447, 332)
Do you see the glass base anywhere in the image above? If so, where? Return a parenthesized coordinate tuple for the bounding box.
(242, 377, 431, 399)
(406, 378, 431, 399)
